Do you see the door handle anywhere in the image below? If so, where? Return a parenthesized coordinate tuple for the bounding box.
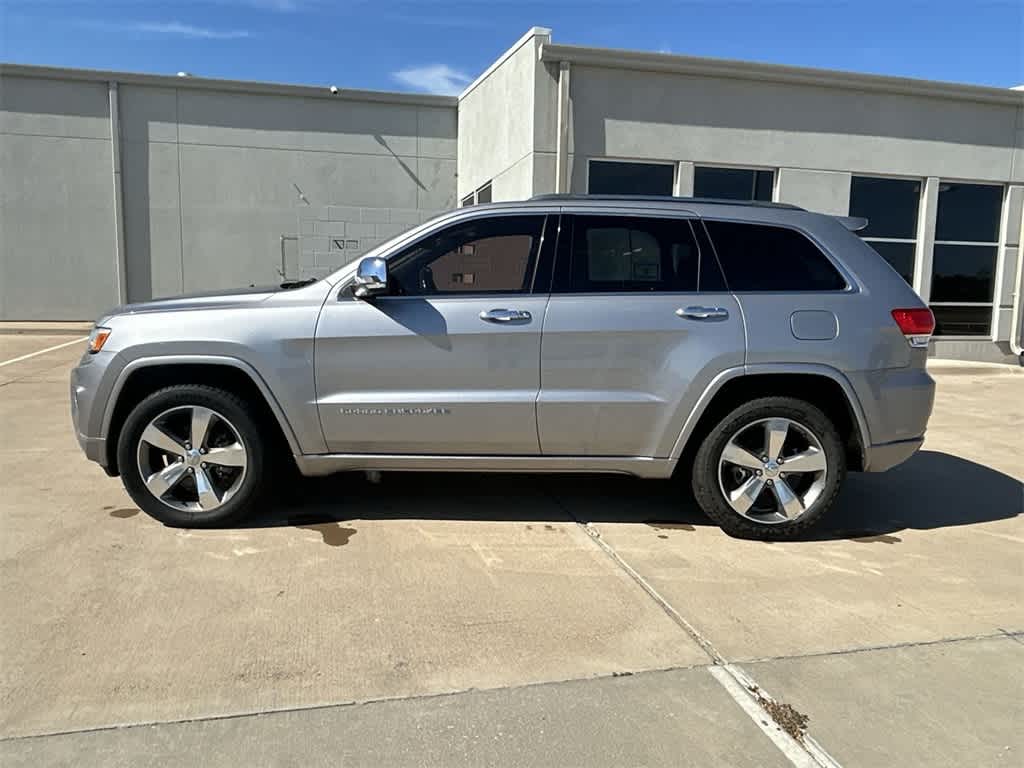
(676, 306, 729, 321)
(480, 308, 532, 323)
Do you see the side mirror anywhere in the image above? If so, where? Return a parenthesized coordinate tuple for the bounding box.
(354, 257, 389, 298)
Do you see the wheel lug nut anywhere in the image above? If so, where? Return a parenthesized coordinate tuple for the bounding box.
(201, 462, 207, 469)
(199, 448, 206, 454)
(767, 480, 774, 486)
(755, 470, 762, 476)
(761, 456, 768, 463)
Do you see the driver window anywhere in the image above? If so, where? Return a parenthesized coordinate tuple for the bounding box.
(389, 215, 545, 296)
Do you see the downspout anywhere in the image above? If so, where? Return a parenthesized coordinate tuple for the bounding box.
(554, 61, 571, 194)
(1010, 203, 1024, 358)
(108, 81, 128, 305)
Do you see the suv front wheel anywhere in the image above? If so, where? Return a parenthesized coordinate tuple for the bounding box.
(692, 397, 844, 539)
(117, 385, 268, 528)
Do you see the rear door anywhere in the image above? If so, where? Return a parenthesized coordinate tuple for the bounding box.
(538, 211, 745, 457)
(315, 212, 552, 455)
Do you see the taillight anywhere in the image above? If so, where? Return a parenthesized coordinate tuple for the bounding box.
(891, 308, 934, 348)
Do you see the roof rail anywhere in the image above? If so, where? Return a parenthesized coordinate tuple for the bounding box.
(528, 193, 805, 211)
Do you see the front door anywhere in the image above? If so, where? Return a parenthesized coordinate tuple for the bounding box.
(315, 213, 552, 455)
(538, 212, 745, 457)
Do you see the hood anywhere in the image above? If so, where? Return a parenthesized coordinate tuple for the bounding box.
(105, 284, 280, 318)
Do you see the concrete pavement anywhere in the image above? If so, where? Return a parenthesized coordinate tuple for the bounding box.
(1, 336, 1021, 766)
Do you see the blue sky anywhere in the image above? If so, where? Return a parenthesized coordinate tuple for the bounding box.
(2, 1, 1022, 93)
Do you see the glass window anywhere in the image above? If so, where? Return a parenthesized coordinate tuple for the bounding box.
(476, 182, 492, 204)
(389, 216, 544, 296)
(694, 167, 774, 202)
(461, 194, 474, 207)
(931, 306, 991, 337)
(704, 220, 846, 292)
(935, 183, 1002, 243)
(850, 177, 920, 239)
(865, 241, 916, 285)
(930, 244, 997, 303)
(588, 161, 675, 196)
(930, 182, 1003, 336)
(560, 215, 701, 293)
(849, 176, 922, 286)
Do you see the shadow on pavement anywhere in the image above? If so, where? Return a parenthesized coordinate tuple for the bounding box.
(248, 450, 1021, 542)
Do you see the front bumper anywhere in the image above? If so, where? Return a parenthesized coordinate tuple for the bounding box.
(70, 350, 117, 469)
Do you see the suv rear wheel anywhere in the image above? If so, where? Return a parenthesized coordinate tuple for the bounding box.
(117, 385, 268, 528)
(692, 397, 844, 539)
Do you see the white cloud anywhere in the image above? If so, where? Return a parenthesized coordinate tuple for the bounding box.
(393, 64, 472, 96)
(130, 21, 251, 39)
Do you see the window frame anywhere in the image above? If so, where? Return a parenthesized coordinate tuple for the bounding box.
(699, 216, 857, 295)
(549, 211, 727, 296)
(585, 158, 678, 197)
(848, 173, 925, 287)
(460, 180, 494, 207)
(693, 164, 777, 203)
(928, 180, 1005, 339)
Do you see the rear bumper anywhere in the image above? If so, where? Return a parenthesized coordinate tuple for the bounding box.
(864, 436, 924, 472)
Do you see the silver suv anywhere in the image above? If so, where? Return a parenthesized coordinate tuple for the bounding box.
(71, 195, 936, 539)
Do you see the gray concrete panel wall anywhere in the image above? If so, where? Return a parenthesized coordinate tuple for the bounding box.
(568, 65, 1022, 186)
(457, 29, 550, 202)
(1, 68, 457, 318)
(1, 75, 118, 320)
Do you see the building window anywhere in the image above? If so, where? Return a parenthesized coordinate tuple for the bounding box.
(930, 182, 1003, 336)
(588, 160, 675, 196)
(849, 176, 921, 285)
(461, 181, 493, 207)
(694, 166, 773, 202)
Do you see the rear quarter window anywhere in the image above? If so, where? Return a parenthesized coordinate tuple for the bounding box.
(704, 220, 847, 292)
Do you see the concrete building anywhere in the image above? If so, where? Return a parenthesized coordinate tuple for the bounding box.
(2, 27, 1022, 362)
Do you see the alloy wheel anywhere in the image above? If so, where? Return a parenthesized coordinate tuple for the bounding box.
(717, 417, 828, 524)
(136, 405, 248, 512)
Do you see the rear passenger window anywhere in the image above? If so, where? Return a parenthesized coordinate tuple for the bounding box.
(559, 215, 702, 293)
(704, 221, 846, 292)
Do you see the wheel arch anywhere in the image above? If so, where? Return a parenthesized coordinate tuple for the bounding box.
(670, 364, 871, 473)
(102, 356, 302, 476)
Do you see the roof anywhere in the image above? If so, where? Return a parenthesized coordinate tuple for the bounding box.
(539, 42, 1024, 108)
(0, 63, 457, 108)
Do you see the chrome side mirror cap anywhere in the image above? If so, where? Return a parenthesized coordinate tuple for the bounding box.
(354, 257, 389, 298)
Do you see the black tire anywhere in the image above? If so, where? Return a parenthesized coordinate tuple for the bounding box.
(691, 397, 845, 540)
(117, 385, 269, 528)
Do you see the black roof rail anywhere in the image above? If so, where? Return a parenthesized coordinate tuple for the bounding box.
(528, 193, 805, 211)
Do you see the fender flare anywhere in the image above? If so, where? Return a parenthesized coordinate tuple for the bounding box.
(668, 362, 873, 468)
(99, 354, 303, 457)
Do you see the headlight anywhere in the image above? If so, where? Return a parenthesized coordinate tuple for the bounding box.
(87, 326, 112, 354)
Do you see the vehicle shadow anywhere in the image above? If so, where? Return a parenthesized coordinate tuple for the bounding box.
(249, 450, 1021, 542)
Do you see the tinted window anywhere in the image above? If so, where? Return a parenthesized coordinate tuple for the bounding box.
(694, 167, 774, 202)
(588, 161, 674, 195)
(476, 182, 492, 204)
(935, 183, 1002, 242)
(460, 194, 474, 207)
(849, 176, 921, 239)
(705, 220, 846, 292)
(930, 244, 997, 303)
(931, 306, 991, 336)
(389, 216, 544, 296)
(560, 215, 701, 293)
(865, 241, 915, 285)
